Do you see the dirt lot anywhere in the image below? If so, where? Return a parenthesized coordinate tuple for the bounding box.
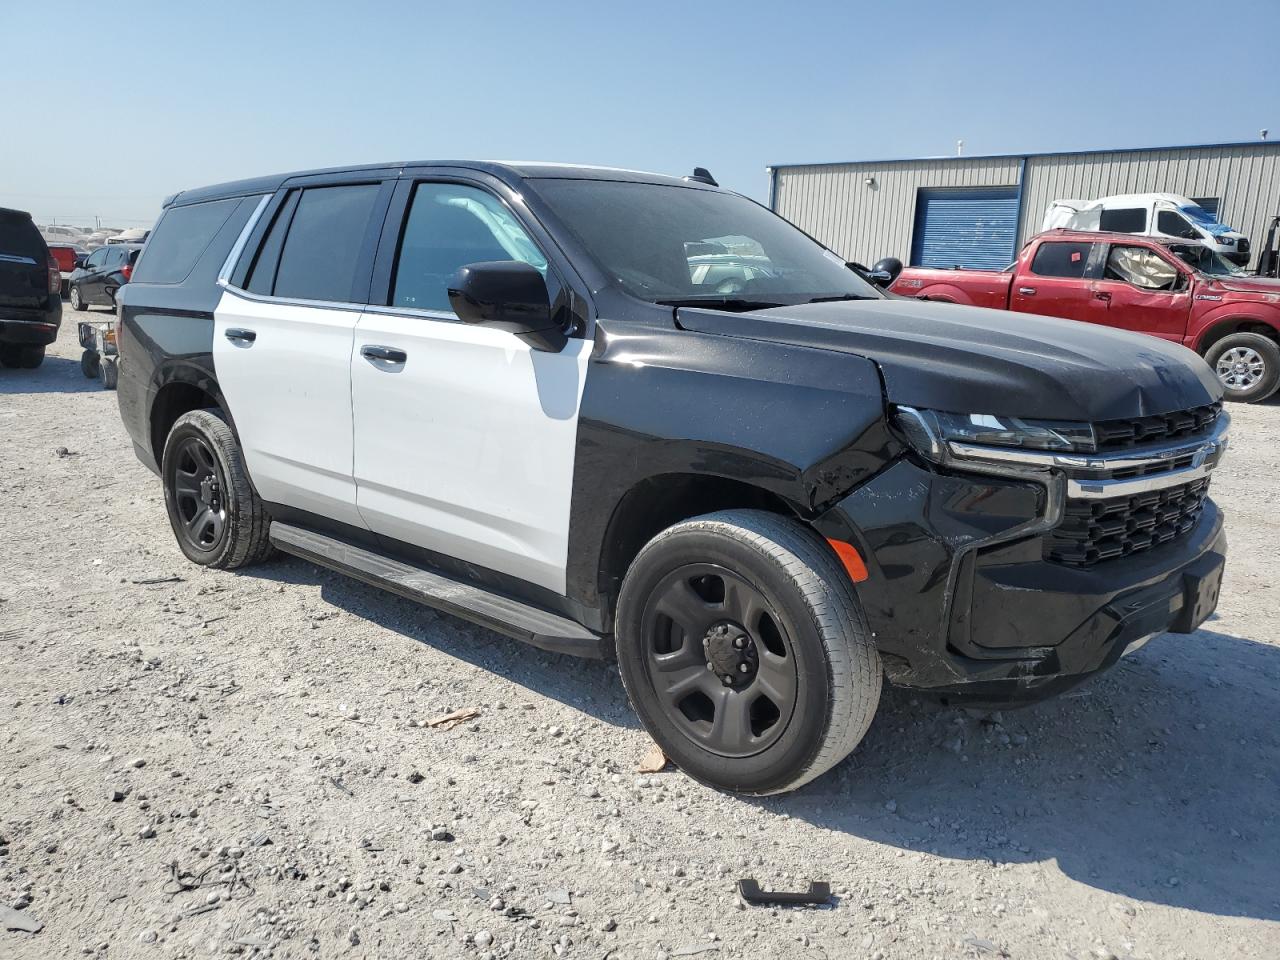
(1, 321, 1278, 960)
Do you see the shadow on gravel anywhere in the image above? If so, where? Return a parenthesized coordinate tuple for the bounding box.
(0, 355, 100, 394)
(760, 624, 1280, 923)
(242, 554, 1279, 921)
(245, 556, 641, 729)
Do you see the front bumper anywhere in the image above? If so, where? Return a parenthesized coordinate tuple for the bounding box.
(814, 457, 1226, 706)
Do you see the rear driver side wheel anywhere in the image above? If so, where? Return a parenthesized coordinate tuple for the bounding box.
(161, 409, 273, 569)
(615, 509, 882, 795)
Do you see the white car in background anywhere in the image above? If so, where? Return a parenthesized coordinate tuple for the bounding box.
(1043, 193, 1251, 265)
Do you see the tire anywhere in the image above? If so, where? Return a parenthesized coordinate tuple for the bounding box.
(100, 358, 118, 390)
(70, 285, 88, 311)
(11, 345, 44, 369)
(615, 509, 881, 795)
(1205, 332, 1280, 403)
(0, 344, 21, 368)
(81, 350, 100, 379)
(161, 409, 273, 569)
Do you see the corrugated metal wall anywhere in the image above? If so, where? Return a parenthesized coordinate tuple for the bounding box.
(1019, 144, 1280, 255)
(774, 143, 1280, 270)
(772, 156, 1022, 266)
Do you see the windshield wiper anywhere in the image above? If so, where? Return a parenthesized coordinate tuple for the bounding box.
(806, 294, 876, 303)
(657, 298, 786, 312)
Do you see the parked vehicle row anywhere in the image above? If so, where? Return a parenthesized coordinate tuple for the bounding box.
(891, 229, 1280, 402)
(114, 161, 1227, 795)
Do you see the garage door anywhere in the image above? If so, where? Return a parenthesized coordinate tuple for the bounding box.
(910, 187, 1019, 269)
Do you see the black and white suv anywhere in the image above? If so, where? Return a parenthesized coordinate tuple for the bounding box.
(116, 161, 1229, 795)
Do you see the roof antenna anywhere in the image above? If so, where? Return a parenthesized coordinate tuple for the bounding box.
(688, 167, 719, 187)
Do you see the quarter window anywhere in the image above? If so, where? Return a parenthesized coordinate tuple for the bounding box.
(1029, 241, 1093, 278)
(1098, 208, 1147, 233)
(391, 183, 547, 313)
(131, 198, 239, 285)
(270, 184, 381, 302)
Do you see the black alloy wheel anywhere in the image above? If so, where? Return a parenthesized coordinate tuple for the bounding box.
(167, 434, 228, 557)
(640, 564, 797, 757)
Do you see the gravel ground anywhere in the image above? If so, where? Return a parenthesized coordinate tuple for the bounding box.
(1, 321, 1278, 960)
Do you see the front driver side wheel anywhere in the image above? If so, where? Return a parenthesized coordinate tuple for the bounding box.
(1206, 332, 1280, 403)
(70, 285, 88, 311)
(615, 509, 882, 795)
(161, 409, 273, 569)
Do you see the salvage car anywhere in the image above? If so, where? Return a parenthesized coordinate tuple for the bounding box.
(1043, 193, 1250, 266)
(115, 162, 1228, 795)
(0, 207, 62, 369)
(892, 229, 1280, 403)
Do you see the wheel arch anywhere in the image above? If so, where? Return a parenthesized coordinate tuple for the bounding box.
(1192, 313, 1280, 354)
(595, 472, 807, 628)
(149, 368, 233, 467)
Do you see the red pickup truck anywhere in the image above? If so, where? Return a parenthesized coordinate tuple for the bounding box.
(890, 229, 1280, 403)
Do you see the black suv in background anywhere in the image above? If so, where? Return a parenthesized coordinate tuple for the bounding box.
(69, 243, 144, 312)
(0, 207, 62, 369)
(115, 162, 1228, 795)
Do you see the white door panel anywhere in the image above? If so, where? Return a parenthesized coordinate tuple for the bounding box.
(351, 311, 589, 594)
(213, 289, 364, 527)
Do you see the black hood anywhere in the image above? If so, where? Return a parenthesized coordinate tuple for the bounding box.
(676, 299, 1222, 421)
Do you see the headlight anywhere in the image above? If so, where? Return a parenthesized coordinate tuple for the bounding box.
(895, 407, 1096, 462)
(1217, 236, 1236, 246)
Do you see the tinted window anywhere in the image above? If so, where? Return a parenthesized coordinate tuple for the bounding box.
(391, 183, 547, 312)
(245, 193, 297, 295)
(1157, 210, 1199, 238)
(0, 213, 44, 258)
(1098, 207, 1146, 233)
(1030, 241, 1093, 278)
(272, 185, 380, 302)
(132, 198, 238, 284)
(86, 248, 108, 269)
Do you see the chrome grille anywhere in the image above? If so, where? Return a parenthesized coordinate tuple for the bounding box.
(1045, 478, 1210, 567)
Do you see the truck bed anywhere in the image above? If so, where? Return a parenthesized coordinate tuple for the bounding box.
(891, 266, 1014, 308)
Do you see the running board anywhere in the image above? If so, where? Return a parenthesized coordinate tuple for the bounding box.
(268, 522, 606, 659)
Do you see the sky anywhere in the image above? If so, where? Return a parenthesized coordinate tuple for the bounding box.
(3, 0, 1278, 229)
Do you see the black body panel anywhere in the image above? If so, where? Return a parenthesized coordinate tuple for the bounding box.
(677, 298, 1222, 420)
(565, 314, 896, 619)
(116, 195, 261, 471)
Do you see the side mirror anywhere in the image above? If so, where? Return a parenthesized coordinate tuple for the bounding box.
(74, 257, 87, 269)
(866, 257, 903, 288)
(447, 261, 566, 352)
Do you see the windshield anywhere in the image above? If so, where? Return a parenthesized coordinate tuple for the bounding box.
(1167, 243, 1247, 276)
(1178, 204, 1232, 236)
(530, 179, 880, 305)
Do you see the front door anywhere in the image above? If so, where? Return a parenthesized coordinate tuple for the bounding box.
(350, 180, 590, 595)
(213, 181, 388, 528)
(1090, 244, 1192, 342)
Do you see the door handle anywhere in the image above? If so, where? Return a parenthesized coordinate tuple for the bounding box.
(1094, 291, 1112, 302)
(361, 345, 407, 364)
(1018, 287, 1036, 296)
(224, 328, 257, 343)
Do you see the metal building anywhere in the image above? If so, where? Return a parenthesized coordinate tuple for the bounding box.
(769, 141, 1280, 271)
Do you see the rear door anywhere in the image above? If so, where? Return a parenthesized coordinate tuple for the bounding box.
(213, 179, 392, 527)
(1008, 240, 1101, 321)
(350, 177, 590, 594)
(1090, 243, 1193, 341)
(0, 210, 50, 312)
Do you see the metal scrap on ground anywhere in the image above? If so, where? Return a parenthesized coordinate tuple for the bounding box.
(0, 904, 43, 933)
